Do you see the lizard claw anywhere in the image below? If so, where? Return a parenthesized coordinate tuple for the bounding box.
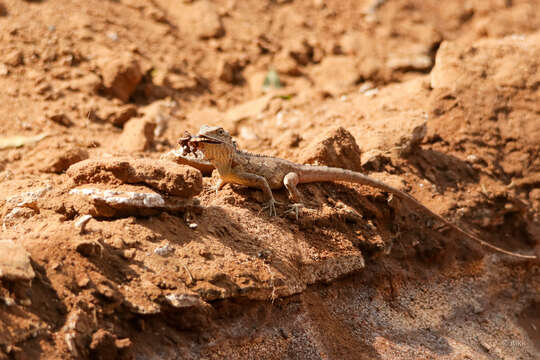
(285, 203, 304, 220)
(260, 199, 277, 217)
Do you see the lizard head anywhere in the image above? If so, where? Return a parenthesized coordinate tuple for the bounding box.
(188, 125, 235, 162)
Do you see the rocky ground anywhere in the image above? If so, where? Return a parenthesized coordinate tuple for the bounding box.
(0, 0, 539, 359)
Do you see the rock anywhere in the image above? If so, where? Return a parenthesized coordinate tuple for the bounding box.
(0, 2, 7, 17)
(164, 293, 210, 308)
(75, 240, 102, 257)
(118, 117, 156, 152)
(68, 185, 201, 218)
(66, 158, 202, 197)
(0, 63, 8, 76)
(353, 112, 427, 159)
(99, 104, 138, 127)
(2, 206, 37, 228)
(431, 35, 540, 93)
(5, 184, 52, 211)
(89, 329, 118, 360)
(38, 147, 89, 173)
(48, 113, 73, 127)
(62, 309, 95, 359)
(394, 117, 427, 156)
(101, 53, 142, 102)
(74, 215, 93, 233)
(0, 240, 35, 281)
(361, 149, 390, 172)
(89, 329, 130, 360)
(429, 33, 540, 167)
(154, 243, 174, 257)
(4, 50, 23, 67)
(284, 37, 314, 66)
(310, 56, 359, 96)
(386, 54, 433, 72)
(165, 0, 224, 39)
(218, 56, 246, 84)
(299, 127, 363, 172)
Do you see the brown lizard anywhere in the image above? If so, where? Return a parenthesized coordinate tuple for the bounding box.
(183, 125, 537, 260)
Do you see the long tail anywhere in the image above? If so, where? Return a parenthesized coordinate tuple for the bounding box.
(297, 165, 537, 260)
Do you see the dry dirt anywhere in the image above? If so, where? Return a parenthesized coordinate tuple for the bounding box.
(0, 0, 539, 359)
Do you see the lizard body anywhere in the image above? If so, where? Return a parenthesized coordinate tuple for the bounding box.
(185, 125, 536, 260)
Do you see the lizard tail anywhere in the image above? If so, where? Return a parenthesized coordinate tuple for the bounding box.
(297, 165, 537, 260)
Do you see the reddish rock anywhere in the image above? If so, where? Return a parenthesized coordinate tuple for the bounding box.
(66, 158, 202, 197)
(100, 104, 138, 127)
(299, 126, 362, 172)
(38, 147, 89, 173)
(164, 0, 224, 39)
(0, 240, 35, 281)
(101, 54, 142, 102)
(118, 117, 155, 152)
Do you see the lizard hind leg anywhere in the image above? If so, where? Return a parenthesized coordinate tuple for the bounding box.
(284, 172, 304, 220)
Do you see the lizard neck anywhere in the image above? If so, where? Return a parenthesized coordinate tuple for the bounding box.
(200, 143, 235, 174)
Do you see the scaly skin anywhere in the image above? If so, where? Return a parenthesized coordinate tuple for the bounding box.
(186, 125, 537, 260)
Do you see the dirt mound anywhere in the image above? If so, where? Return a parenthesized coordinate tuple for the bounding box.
(0, 0, 539, 359)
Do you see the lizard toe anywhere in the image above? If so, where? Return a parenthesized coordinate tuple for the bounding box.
(285, 203, 304, 221)
(261, 199, 277, 217)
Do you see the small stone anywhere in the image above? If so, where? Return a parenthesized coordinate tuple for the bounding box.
(164, 293, 208, 308)
(177, 0, 224, 39)
(38, 147, 89, 173)
(154, 243, 173, 257)
(77, 275, 90, 288)
(0, 240, 35, 281)
(5, 50, 23, 66)
(0, 63, 8, 76)
(118, 117, 156, 152)
(0, 3, 7, 17)
(299, 127, 363, 171)
(100, 53, 142, 102)
(74, 215, 93, 234)
(188, 223, 198, 229)
(75, 240, 102, 257)
(106, 31, 118, 41)
(106, 104, 138, 127)
(90, 329, 127, 360)
(48, 113, 73, 127)
(218, 57, 246, 84)
(121, 248, 136, 259)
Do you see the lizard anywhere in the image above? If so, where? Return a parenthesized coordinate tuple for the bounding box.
(181, 125, 537, 260)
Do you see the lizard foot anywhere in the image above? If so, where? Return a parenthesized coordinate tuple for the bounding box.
(260, 199, 277, 217)
(284, 203, 304, 220)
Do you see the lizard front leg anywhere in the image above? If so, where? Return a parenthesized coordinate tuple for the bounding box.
(283, 172, 304, 220)
(230, 172, 277, 216)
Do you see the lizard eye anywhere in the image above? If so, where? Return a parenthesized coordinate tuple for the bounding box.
(217, 129, 224, 135)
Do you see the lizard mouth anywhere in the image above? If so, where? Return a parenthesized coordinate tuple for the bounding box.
(189, 135, 223, 145)
(178, 131, 224, 157)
